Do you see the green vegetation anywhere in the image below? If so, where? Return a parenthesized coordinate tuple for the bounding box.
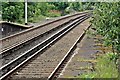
(91, 3, 120, 78)
(91, 2, 120, 53)
(79, 52, 118, 78)
(79, 2, 120, 79)
(2, 2, 120, 79)
(2, 2, 94, 24)
(2, 2, 24, 23)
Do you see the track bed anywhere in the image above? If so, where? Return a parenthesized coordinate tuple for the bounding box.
(8, 19, 90, 80)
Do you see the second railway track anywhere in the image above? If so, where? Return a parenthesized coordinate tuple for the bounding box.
(0, 12, 91, 80)
(0, 11, 89, 52)
(0, 14, 88, 65)
(10, 16, 91, 80)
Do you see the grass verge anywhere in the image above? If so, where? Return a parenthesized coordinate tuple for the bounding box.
(78, 52, 119, 79)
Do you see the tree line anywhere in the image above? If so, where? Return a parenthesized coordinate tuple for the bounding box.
(2, 2, 93, 23)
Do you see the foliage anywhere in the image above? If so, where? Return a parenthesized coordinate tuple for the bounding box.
(70, 2, 81, 11)
(91, 2, 120, 53)
(2, 2, 24, 22)
(46, 11, 61, 17)
(106, 52, 119, 62)
(91, 3, 120, 77)
(36, 3, 48, 16)
(28, 15, 46, 23)
(52, 2, 70, 16)
(79, 53, 118, 78)
(2, 2, 93, 23)
(81, 2, 95, 10)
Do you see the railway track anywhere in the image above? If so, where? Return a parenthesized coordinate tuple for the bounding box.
(0, 13, 91, 80)
(0, 14, 88, 67)
(11, 16, 91, 80)
(0, 11, 89, 52)
(48, 25, 91, 80)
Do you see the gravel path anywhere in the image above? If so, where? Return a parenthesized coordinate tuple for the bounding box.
(9, 19, 90, 79)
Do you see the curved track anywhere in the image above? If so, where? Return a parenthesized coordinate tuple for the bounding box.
(48, 24, 91, 80)
(0, 14, 87, 66)
(0, 11, 89, 52)
(11, 16, 90, 80)
(0, 12, 89, 67)
(0, 12, 91, 80)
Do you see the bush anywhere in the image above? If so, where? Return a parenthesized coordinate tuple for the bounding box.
(91, 2, 120, 53)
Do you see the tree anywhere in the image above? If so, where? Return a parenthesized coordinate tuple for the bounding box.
(92, 2, 120, 53)
(36, 3, 48, 16)
(52, 2, 70, 16)
(2, 2, 24, 22)
(71, 2, 81, 11)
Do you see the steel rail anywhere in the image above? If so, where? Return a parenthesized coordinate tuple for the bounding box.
(48, 21, 91, 80)
(0, 11, 89, 52)
(0, 14, 88, 58)
(0, 15, 90, 80)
